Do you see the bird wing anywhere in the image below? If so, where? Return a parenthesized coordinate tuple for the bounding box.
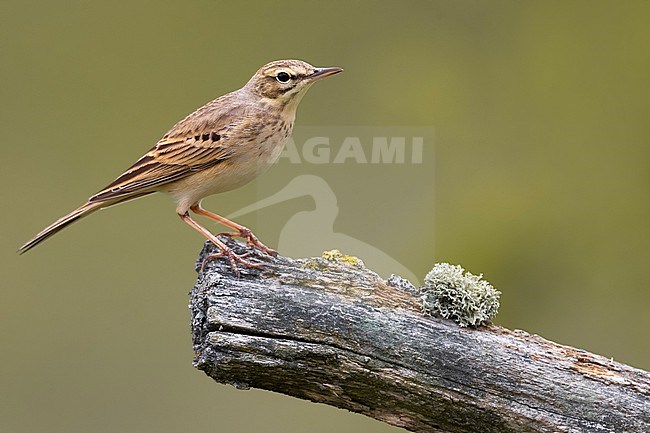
(89, 94, 246, 203)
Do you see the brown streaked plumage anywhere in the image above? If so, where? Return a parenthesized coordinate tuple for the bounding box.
(19, 59, 343, 275)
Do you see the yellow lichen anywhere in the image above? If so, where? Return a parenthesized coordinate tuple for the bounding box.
(321, 249, 362, 267)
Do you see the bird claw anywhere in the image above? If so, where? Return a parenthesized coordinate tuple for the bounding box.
(201, 246, 262, 277)
(218, 228, 277, 257)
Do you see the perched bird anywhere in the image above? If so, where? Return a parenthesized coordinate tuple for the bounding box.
(19, 59, 343, 274)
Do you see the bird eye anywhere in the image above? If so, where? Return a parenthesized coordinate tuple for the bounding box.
(276, 72, 291, 83)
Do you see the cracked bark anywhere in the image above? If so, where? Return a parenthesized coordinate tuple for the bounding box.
(190, 241, 650, 433)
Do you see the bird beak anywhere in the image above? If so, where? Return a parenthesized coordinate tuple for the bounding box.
(310, 67, 344, 80)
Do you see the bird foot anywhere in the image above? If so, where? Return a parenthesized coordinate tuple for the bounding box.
(218, 228, 277, 257)
(201, 246, 261, 277)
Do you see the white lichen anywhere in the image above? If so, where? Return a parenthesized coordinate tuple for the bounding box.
(420, 263, 500, 327)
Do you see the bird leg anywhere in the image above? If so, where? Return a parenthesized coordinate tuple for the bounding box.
(190, 204, 277, 256)
(178, 212, 261, 277)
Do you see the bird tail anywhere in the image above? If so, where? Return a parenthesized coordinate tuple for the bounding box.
(18, 201, 104, 254)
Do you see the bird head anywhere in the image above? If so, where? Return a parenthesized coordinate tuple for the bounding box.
(245, 60, 343, 106)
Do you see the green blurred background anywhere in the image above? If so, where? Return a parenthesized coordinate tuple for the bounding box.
(1, 1, 648, 432)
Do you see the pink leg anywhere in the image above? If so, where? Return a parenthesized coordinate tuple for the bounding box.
(190, 203, 277, 256)
(178, 212, 261, 276)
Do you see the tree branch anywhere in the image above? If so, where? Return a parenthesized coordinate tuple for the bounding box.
(190, 241, 649, 433)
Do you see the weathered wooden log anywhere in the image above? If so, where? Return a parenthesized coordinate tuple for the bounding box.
(190, 240, 649, 433)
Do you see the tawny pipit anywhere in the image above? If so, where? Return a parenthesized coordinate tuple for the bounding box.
(19, 60, 343, 274)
